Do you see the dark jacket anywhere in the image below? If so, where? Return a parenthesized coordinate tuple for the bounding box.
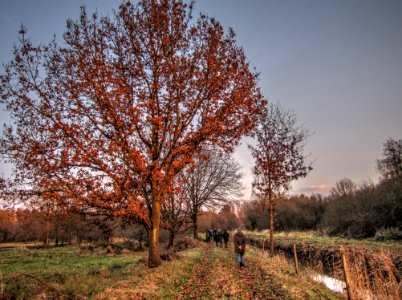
(222, 230, 229, 242)
(233, 231, 246, 253)
(214, 230, 222, 242)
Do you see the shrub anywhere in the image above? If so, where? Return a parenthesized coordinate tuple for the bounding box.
(375, 227, 402, 241)
(320, 179, 402, 238)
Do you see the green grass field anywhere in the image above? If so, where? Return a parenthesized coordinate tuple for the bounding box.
(0, 245, 142, 298)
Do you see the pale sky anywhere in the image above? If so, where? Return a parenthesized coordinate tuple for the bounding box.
(1, 0, 402, 197)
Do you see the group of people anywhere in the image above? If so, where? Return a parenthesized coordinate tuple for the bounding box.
(205, 229, 230, 248)
(205, 228, 247, 268)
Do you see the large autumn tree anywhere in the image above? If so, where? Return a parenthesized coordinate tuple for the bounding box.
(249, 102, 312, 256)
(0, 0, 265, 267)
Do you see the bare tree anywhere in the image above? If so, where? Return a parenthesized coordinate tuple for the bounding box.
(161, 180, 190, 248)
(330, 178, 356, 198)
(181, 148, 243, 239)
(377, 138, 402, 181)
(249, 102, 312, 255)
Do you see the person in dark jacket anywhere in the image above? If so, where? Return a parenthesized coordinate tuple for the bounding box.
(214, 229, 222, 247)
(205, 229, 212, 242)
(222, 229, 229, 248)
(233, 229, 246, 267)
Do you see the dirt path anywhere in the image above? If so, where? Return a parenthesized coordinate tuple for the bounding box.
(94, 241, 340, 299)
(176, 243, 288, 299)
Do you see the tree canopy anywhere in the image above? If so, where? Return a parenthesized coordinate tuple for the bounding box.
(250, 103, 312, 196)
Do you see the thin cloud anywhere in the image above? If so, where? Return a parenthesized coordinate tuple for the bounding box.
(296, 184, 332, 195)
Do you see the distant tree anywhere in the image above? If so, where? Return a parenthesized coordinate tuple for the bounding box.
(330, 178, 356, 198)
(161, 180, 190, 248)
(14, 209, 47, 242)
(0, 0, 265, 267)
(377, 138, 402, 181)
(197, 211, 218, 233)
(320, 182, 377, 238)
(0, 210, 17, 242)
(181, 148, 243, 239)
(320, 178, 402, 238)
(239, 197, 268, 231)
(61, 213, 104, 245)
(215, 204, 240, 230)
(249, 102, 312, 255)
(374, 178, 402, 231)
(276, 194, 325, 231)
(1, 177, 69, 246)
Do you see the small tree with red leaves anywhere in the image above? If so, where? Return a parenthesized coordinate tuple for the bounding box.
(249, 103, 312, 256)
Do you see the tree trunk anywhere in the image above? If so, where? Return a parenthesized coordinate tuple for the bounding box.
(269, 191, 275, 256)
(148, 198, 162, 268)
(192, 213, 198, 239)
(44, 220, 50, 246)
(55, 221, 59, 246)
(167, 230, 175, 249)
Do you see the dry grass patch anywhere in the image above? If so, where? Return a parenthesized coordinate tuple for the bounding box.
(247, 246, 343, 299)
(339, 247, 400, 300)
(94, 246, 204, 299)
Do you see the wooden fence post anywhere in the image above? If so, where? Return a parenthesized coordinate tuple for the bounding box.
(293, 242, 300, 274)
(340, 246, 353, 300)
(0, 271, 4, 297)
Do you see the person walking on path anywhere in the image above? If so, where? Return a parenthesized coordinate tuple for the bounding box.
(233, 229, 246, 267)
(214, 229, 223, 247)
(222, 229, 229, 248)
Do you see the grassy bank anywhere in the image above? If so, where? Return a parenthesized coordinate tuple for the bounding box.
(245, 230, 402, 299)
(245, 230, 402, 253)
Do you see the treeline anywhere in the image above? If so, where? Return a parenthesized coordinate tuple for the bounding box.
(0, 204, 238, 245)
(0, 210, 147, 245)
(241, 177, 402, 239)
(1, 138, 400, 245)
(2, 178, 401, 244)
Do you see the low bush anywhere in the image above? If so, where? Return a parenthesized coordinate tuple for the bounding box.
(375, 227, 402, 241)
